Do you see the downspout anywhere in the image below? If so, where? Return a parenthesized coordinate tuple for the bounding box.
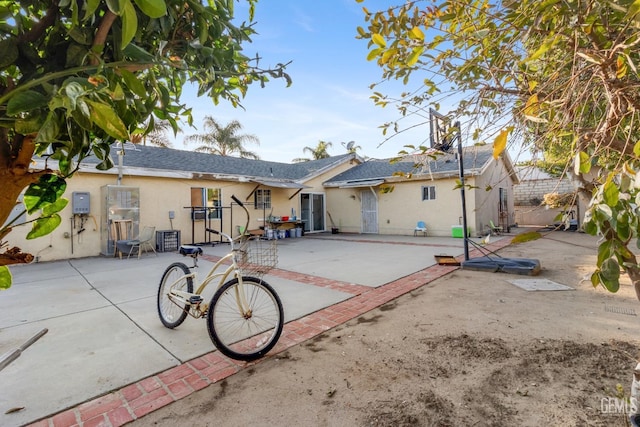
(117, 147, 124, 185)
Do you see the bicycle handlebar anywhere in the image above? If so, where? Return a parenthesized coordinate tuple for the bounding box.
(231, 195, 243, 207)
(232, 195, 250, 240)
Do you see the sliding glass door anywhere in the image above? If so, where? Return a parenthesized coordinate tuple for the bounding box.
(301, 193, 325, 233)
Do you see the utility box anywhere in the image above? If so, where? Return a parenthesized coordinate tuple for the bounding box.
(156, 230, 181, 252)
(72, 192, 91, 214)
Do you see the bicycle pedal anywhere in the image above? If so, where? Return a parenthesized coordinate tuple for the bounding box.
(189, 295, 203, 304)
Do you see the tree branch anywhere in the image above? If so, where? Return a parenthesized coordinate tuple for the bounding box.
(18, 1, 59, 44)
(91, 10, 118, 65)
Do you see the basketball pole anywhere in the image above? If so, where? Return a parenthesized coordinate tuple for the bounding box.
(455, 121, 470, 261)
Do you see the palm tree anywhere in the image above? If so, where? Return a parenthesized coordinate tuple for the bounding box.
(185, 116, 260, 159)
(144, 120, 174, 148)
(292, 140, 333, 163)
(130, 119, 175, 148)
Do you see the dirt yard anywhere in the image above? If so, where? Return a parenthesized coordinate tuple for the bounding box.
(129, 231, 640, 427)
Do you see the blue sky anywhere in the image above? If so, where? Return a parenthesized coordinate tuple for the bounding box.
(176, 0, 431, 162)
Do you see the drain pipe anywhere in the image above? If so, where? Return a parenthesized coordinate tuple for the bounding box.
(117, 147, 124, 185)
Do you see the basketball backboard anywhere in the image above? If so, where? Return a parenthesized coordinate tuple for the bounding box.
(429, 108, 454, 152)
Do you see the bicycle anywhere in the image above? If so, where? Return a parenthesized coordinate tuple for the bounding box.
(157, 195, 284, 361)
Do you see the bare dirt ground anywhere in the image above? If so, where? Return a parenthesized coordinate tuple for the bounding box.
(130, 231, 640, 427)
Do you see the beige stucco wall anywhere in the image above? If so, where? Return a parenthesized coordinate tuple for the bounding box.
(6, 157, 360, 262)
(5, 171, 280, 262)
(324, 155, 516, 238)
(296, 159, 360, 233)
(326, 176, 476, 237)
(472, 157, 517, 234)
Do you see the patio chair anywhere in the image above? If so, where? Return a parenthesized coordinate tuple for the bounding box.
(125, 226, 157, 259)
(414, 221, 428, 237)
(488, 220, 503, 235)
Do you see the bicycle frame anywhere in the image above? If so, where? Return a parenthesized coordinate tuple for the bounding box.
(168, 235, 257, 321)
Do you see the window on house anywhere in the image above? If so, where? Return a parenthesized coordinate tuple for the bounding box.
(254, 189, 271, 209)
(191, 187, 222, 220)
(421, 185, 436, 201)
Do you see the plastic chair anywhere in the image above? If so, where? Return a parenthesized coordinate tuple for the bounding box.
(126, 226, 157, 259)
(414, 221, 427, 237)
(488, 220, 503, 235)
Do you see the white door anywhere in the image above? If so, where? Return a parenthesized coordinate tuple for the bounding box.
(361, 189, 378, 233)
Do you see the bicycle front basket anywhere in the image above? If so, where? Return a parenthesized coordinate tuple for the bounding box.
(235, 236, 278, 277)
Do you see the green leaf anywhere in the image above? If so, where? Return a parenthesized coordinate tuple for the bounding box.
(367, 47, 383, 61)
(603, 181, 619, 207)
(42, 198, 69, 216)
(85, 100, 129, 140)
(526, 36, 556, 62)
(599, 258, 620, 292)
(120, 69, 147, 97)
(133, 0, 166, 18)
(0, 266, 11, 290)
(597, 240, 612, 265)
(15, 116, 44, 135)
(106, 0, 123, 14)
(7, 91, 48, 115)
(122, 43, 155, 62)
(83, 0, 101, 20)
(120, 0, 138, 48)
(409, 27, 424, 41)
(372, 33, 386, 48)
(27, 214, 62, 239)
(590, 271, 599, 288)
(0, 38, 19, 69)
(406, 46, 424, 66)
(627, 0, 640, 19)
(574, 151, 591, 174)
(23, 175, 67, 214)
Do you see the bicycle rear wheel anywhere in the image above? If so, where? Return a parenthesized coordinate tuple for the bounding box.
(157, 262, 193, 328)
(207, 276, 284, 361)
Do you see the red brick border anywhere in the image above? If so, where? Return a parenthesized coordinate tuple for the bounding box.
(27, 237, 512, 427)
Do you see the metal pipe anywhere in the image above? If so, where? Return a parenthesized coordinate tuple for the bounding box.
(456, 121, 470, 261)
(0, 328, 48, 371)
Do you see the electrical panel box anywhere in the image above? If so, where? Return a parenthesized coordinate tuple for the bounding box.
(72, 192, 91, 214)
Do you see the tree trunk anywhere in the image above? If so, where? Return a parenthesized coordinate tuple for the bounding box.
(0, 135, 50, 265)
(625, 265, 640, 302)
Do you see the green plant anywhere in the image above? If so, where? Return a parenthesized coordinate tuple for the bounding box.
(0, 0, 291, 289)
(358, 0, 640, 301)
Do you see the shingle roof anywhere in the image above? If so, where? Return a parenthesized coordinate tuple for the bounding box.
(78, 145, 355, 181)
(325, 144, 496, 184)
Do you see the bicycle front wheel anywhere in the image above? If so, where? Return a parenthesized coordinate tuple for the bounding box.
(207, 276, 284, 361)
(157, 262, 193, 329)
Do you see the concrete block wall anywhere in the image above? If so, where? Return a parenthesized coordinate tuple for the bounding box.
(514, 178, 573, 206)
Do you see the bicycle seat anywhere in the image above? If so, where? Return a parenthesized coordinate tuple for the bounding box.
(179, 245, 203, 257)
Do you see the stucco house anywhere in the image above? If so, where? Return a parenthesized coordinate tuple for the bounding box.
(7, 146, 362, 262)
(323, 144, 518, 237)
(7, 143, 517, 262)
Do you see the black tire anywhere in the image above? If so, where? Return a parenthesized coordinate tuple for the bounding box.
(157, 262, 193, 329)
(207, 276, 284, 361)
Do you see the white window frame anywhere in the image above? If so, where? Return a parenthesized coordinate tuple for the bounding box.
(421, 185, 436, 201)
(254, 189, 271, 209)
